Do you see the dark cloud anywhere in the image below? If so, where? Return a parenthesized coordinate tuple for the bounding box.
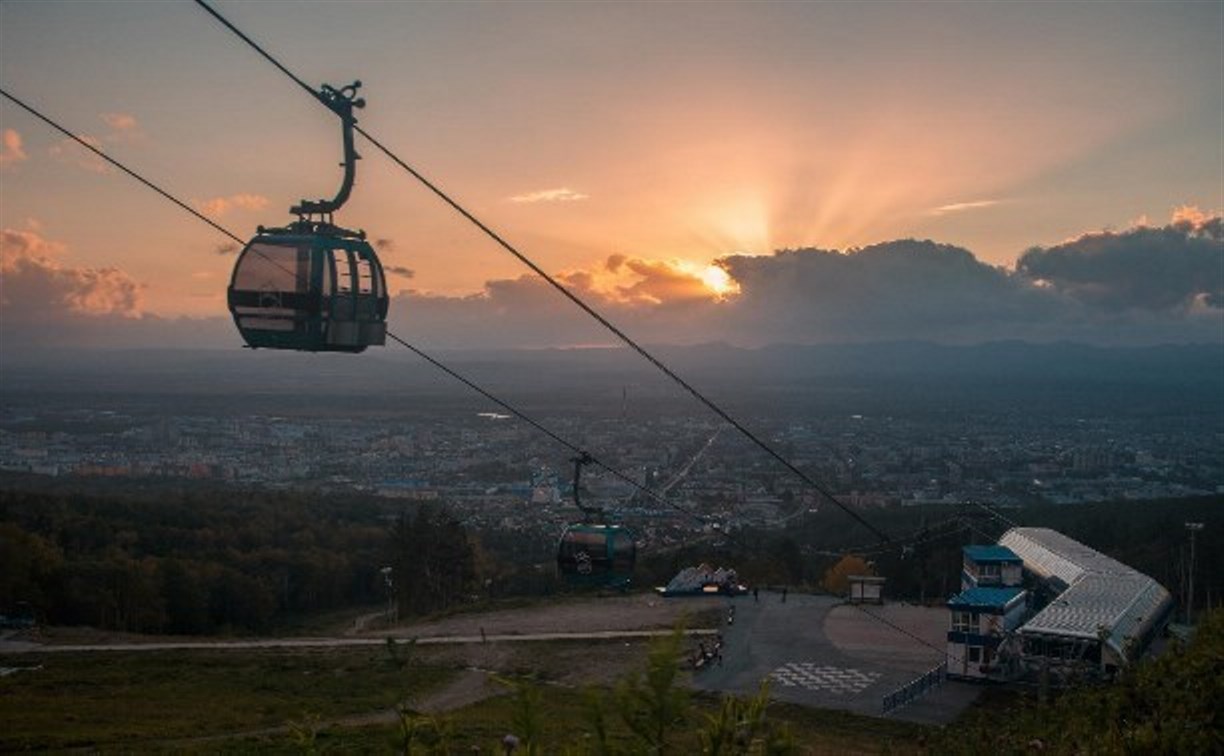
(1017, 215, 1223, 311)
(6, 217, 1222, 352)
(375, 238, 396, 251)
(215, 242, 239, 256)
(385, 265, 415, 278)
(715, 240, 1050, 343)
(389, 235, 1222, 349)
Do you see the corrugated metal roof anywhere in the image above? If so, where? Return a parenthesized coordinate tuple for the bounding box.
(964, 545, 1022, 564)
(1000, 527, 1173, 659)
(948, 586, 1024, 609)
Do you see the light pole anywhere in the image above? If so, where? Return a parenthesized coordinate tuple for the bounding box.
(1185, 523, 1204, 624)
(381, 566, 395, 623)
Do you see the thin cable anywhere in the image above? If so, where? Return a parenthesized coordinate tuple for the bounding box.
(852, 603, 965, 665)
(191, 0, 892, 545)
(1, 87, 244, 247)
(967, 499, 1018, 529)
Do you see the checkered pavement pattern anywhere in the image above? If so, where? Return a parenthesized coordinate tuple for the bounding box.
(767, 663, 882, 695)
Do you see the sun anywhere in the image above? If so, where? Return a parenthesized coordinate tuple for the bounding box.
(700, 264, 738, 297)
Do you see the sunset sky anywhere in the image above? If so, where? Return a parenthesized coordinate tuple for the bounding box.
(1, 1, 1220, 349)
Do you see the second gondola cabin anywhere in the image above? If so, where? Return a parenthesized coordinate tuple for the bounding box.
(556, 523, 636, 589)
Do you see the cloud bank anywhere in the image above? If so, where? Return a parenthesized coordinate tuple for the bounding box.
(1017, 211, 1222, 311)
(2, 211, 1220, 352)
(389, 211, 1223, 349)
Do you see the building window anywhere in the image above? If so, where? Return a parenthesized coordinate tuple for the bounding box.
(968, 646, 981, 663)
(952, 611, 975, 633)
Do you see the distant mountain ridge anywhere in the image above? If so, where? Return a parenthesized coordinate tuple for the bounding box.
(2, 341, 1219, 416)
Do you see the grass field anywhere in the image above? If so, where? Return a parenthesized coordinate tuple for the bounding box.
(1, 641, 930, 753)
(0, 646, 452, 751)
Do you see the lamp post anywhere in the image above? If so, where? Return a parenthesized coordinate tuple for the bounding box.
(1185, 523, 1204, 624)
(381, 566, 395, 623)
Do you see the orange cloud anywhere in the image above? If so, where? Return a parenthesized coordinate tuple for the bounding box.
(614, 257, 719, 304)
(47, 134, 108, 173)
(0, 129, 28, 168)
(1, 228, 143, 318)
(1171, 205, 1222, 238)
(195, 193, 270, 217)
(508, 187, 589, 203)
(929, 199, 1000, 216)
(100, 112, 138, 132)
(98, 111, 146, 144)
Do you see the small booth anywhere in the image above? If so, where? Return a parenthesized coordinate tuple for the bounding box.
(848, 575, 887, 604)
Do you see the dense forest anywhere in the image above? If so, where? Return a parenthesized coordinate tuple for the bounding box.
(0, 482, 443, 633)
(2, 473, 1220, 634)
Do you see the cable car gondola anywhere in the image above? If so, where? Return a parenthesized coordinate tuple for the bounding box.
(227, 81, 388, 353)
(556, 452, 636, 589)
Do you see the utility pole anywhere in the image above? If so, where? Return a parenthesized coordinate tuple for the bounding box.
(381, 566, 395, 623)
(1185, 522, 1204, 624)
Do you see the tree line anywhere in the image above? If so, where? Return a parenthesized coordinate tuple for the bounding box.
(0, 486, 477, 634)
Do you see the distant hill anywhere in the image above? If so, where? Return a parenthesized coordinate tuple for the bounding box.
(2, 341, 1220, 417)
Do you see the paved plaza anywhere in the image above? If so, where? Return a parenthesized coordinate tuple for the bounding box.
(691, 592, 982, 723)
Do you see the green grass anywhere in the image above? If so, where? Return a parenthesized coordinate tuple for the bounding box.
(167, 686, 931, 754)
(0, 641, 931, 753)
(0, 647, 454, 751)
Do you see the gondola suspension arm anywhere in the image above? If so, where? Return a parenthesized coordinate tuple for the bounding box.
(290, 81, 364, 220)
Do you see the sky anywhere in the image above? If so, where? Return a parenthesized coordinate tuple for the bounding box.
(0, 0, 1221, 350)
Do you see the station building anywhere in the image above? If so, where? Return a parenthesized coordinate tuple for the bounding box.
(947, 545, 1029, 679)
(1000, 527, 1173, 677)
(946, 527, 1173, 681)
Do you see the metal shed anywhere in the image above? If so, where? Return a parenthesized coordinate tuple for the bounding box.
(999, 527, 1173, 673)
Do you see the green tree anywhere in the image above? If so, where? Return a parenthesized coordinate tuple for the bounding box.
(698, 682, 796, 756)
(615, 627, 690, 754)
(390, 505, 476, 617)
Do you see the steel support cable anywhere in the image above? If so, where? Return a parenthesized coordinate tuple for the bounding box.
(0, 83, 721, 534)
(191, 0, 892, 545)
(852, 603, 967, 665)
(1, 88, 245, 247)
(968, 499, 1018, 529)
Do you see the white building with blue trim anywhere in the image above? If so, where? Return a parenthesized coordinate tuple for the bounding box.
(947, 545, 1029, 679)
